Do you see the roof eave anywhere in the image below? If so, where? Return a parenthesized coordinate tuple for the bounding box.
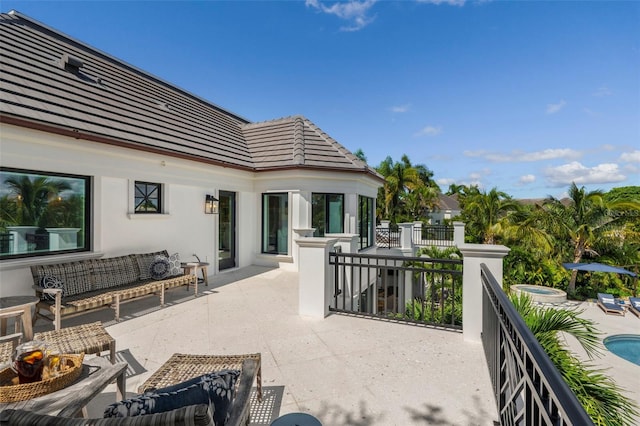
(0, 114, 254, 172)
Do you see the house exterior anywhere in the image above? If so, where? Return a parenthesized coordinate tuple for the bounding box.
(0, 10, 383, 296)
(428, 193, 460, 224)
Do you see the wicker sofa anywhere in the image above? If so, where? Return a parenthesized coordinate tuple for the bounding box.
(31, 251, 197, 330)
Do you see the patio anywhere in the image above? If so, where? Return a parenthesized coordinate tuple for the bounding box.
(33, 265, 499, 425)
(28, 264, 640, 425)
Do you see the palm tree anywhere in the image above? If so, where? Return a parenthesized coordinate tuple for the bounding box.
(375, 155, 438, 223)
(511, 294, 638, 425)
(462, 187, 519, 244)
(4, 175, 71, 227)
(540, 182, 640, 293)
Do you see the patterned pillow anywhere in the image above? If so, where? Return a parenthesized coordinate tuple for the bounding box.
(149, 256, 171, 280)
(168, 252, 181, 276)
(103, 370, 240, 426)
(39, 275, 65, 301)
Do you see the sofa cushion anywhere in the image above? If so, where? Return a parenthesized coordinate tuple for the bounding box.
(135, 251, 169, 281)
(91, 255, 139, 290)
(103, 370, 239, 426)
(38, 275, 65, 301)
(31, 261, 93, 297)
(168, 252, 182, 276)
(149, 256, 171, 280)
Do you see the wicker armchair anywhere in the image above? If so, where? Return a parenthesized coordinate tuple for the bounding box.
(0, 359, 259, 426)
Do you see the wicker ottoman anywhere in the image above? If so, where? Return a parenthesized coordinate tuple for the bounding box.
(138, 353, 262, 401)
(33, 321, 116, 363)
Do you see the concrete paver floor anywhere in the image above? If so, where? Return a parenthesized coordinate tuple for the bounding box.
(32, 266, 639, 425)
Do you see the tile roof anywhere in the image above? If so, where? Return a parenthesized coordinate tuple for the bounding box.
(436, 193, 460, 211)
(0, 11, 381, 180)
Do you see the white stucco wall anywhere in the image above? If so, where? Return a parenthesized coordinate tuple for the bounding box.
(0, 124, 381, 295)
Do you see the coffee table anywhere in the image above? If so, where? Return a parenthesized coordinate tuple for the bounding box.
(0, 296, 39, 341)
(0, 356, 127, 417)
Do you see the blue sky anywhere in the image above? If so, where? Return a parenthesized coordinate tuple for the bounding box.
(3, 1, 639, 199)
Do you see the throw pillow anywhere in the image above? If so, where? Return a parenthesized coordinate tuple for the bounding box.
(168, 252, 181, 276)
(104, 370, 240, 426)
(149, 256, 170, 280)
(39, 275, 65, 301)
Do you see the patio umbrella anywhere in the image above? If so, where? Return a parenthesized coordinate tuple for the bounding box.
(562, 262, 637, 277)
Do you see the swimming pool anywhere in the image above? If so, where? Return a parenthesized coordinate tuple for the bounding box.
(603, 334, 640, 366)
(510, 284, 567, 303)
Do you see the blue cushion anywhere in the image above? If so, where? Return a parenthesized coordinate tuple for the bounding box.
(103, 370, 240, 426)
(148, 256, 170, 280)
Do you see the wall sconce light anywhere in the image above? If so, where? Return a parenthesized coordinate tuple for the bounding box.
(205, 194, 219, 214)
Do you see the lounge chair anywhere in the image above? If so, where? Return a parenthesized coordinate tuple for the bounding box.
(629, 297, 640, 318)
(597, 293, 625, 316)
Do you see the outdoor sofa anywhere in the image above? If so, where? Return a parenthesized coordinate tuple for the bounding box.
(596, 292, 625, 316)
(31, 250, 197, 330)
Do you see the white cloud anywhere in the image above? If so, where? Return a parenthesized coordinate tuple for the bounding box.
(544, 161, 626, 186)
(546, 100, 566, 114)
(417, 0, 465, 5)
(593, 86, 612, 97)
(414, 125, 442, 137)
(436, 178, 456, 186)
(518, 174, 536, 184)
(463, 148, 581, 163)
(305, 0, 377, 31)
(389, 104, 410, 113)
(620, 150, 640, 163)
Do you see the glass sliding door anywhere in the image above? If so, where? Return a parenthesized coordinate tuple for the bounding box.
(312, 193, 344, 237)
(262, 193, 288, 254)
(358, 195, 374, 250)
(218, 191, 236, 270)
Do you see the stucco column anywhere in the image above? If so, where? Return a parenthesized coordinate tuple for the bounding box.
(292, 228, 316, 270)
(297, 237, 338, 319)
(453, 221, 465, 246)
(459, 243, 510, 343)
(398, 222, 414, 254)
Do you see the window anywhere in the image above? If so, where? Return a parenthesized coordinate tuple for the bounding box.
(134, 181, 162, 213)
(0, 167, 91, 259)
(312, 193, 344, 237)
(262, 193, 288, 254)
(358, 195, 374, 250)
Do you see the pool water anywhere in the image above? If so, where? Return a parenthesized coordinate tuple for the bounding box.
(519, 285, 557, 295)
(603, 334, 640, 366)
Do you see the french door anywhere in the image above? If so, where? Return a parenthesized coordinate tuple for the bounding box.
(218, 191, 236, 270)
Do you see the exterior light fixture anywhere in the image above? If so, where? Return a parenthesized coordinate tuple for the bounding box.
(205, 194, 219, 214)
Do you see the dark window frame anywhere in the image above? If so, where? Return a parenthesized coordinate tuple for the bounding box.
(134, 181, 162, 214)
(261, 192, 289, 255)
(358, 195, 374, 250)
(0, 167, 92, 260)
(312, 193, 344, 237)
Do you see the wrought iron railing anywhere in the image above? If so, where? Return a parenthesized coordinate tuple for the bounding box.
(413, 225, 454, 247)
(375, 226, 401, 249)
(329, 251, 463, 329)
(480, 264, 593, 425)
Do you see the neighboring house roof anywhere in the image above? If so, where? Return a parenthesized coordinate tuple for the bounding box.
(0, 11, 381, 180)
(435, 194, 460, 211)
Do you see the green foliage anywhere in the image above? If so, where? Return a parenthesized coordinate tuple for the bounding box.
(511, 294, 639, 425)
(375, 154, 439, 224)
(3, 175, 71, 227)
